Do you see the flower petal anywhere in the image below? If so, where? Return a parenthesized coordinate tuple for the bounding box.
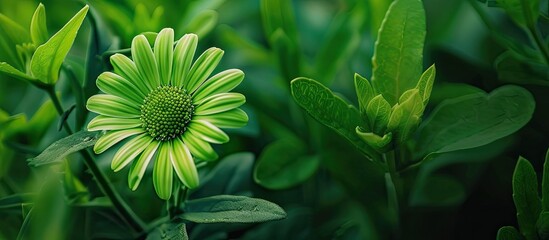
(185, 47, 224, 93)
(154, 28, 174, 85)
(195, 93, 245, 115)
(132, 34, 160, 89)
(182, 132, 218, 161)
(192, 69, 244, 102)
(172, 34, 198, 87)
(97, 72, 146, 104)
(193, 108, 248, 128)
(153, 142, 173, 200)
(87, 94, 140, 118)
(171, 138, 199, 189)
(111, 133, 152, 172)
(110, 54, 150, 93)
(93, 128, 143, 154)
(128, 140, 160, 191)
(187, 120, 229, 144)
(88, 115, 142, 131)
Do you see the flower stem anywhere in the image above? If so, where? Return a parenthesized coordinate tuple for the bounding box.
(45, 86, 146, 234)
(383, 150, 401, 239)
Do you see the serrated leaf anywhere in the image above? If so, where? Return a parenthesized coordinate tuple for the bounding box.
(497, 226, 524, 240)
(387, 89, 423, 143)
(147, 222, 188, 240)
(30, 3, 48, 46)
(416, 85, 535, 158)
(496, 0, 540, 27)
(30, 5, 89, 84)
(415, 64, 436, 107)
(513, 157, 541, 240)
(181, 195, 286, 223)
(290, 77, 381, 162)
(366, 94, 391, 134)
(354, 73, 375, 116)
(28, 131, 100, 167)
(254, 139, 319, 190)
(371, 0, 426, 105)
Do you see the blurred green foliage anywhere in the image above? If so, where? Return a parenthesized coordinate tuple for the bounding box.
(0, 0, 548, 239)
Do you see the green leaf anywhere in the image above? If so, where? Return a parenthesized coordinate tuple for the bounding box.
(314, 10, 362, 84)
(497, 226, 524, 240)
(0, 62, 39, 84)
(260, 0, 298, 43)
(513, 157, 541, 240)
(543, 148, 549, 210)
(147, 222, 188, 240)
(270, 28, 300, 80)
(415, 64, 436, 107)
(354, 73, 375, 116)
(30, 5, 89, 84)
(416, 85, 535, 158)
(181, 195, 286, 223)
(537, 211, 549, 239)
(290, 77, 381, 162)
(387, 89, 423, 143)
(365, 94, 392, 134)
(355, 129, 392, 152)
(0, 193, 34, 211)
(27, 131, 101, 167)
(254, 139, 319, 190)
(496, 52, 549, 87)
(30, 3, 49, 46)
(183, 10, 218, 38)
(371, 0, 426, 105)
(496, 0, 540, 27)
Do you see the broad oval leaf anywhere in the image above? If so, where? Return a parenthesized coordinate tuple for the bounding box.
(30, 5, 89, 84)
(146, 222, 188, 240)
(416, 85, 535, 158)
(513, 157, 541, 240)
(371, 0, 426, 105)
(28, 131, 101, 167)
(181, 195, 286, 223)
(290, 77, 381, 162)
(254, 139, 319, 190)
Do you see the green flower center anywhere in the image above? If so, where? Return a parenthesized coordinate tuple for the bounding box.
(140, 86, 194, 141)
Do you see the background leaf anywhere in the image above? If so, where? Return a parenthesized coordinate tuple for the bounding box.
(290, 77, 381, 162)
(146, 222, 188, 240)
(254, 138, 319, 190)
(513, 157, 541, 240)
(181, 195, 286, 223)
(497, 226, 524, 240)
(416, 85, 535, 158)
(27, 131, 100, 167)
(30, 5, 88, 84)
(496, 0, 540, 27)
(371, 0, 426, 105)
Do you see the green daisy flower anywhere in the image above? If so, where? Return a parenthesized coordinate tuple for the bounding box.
(86, 28, 248, 200)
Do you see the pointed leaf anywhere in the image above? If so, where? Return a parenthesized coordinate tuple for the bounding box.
(354, 73, 374, 115)
(181, 195, 286, 223)
(0, 62, 38, 83)
(371, 0, 426, 105)
(513, 157, 541, 240)
(28, 131, 100, 167)
(387, 89, 423, 143)
(366, 94, 391, 134)
(415, 64, 436, 107)
(290, 77, 381, 162)
(30, 3, 48, 46)
(30, 5, 89, 84)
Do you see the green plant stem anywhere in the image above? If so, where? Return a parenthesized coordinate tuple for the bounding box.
(384, 150, 401, 238)
(45, 86, 146, 234)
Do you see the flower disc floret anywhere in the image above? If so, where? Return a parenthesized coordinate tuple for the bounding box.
(141, 86, 194, 141)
